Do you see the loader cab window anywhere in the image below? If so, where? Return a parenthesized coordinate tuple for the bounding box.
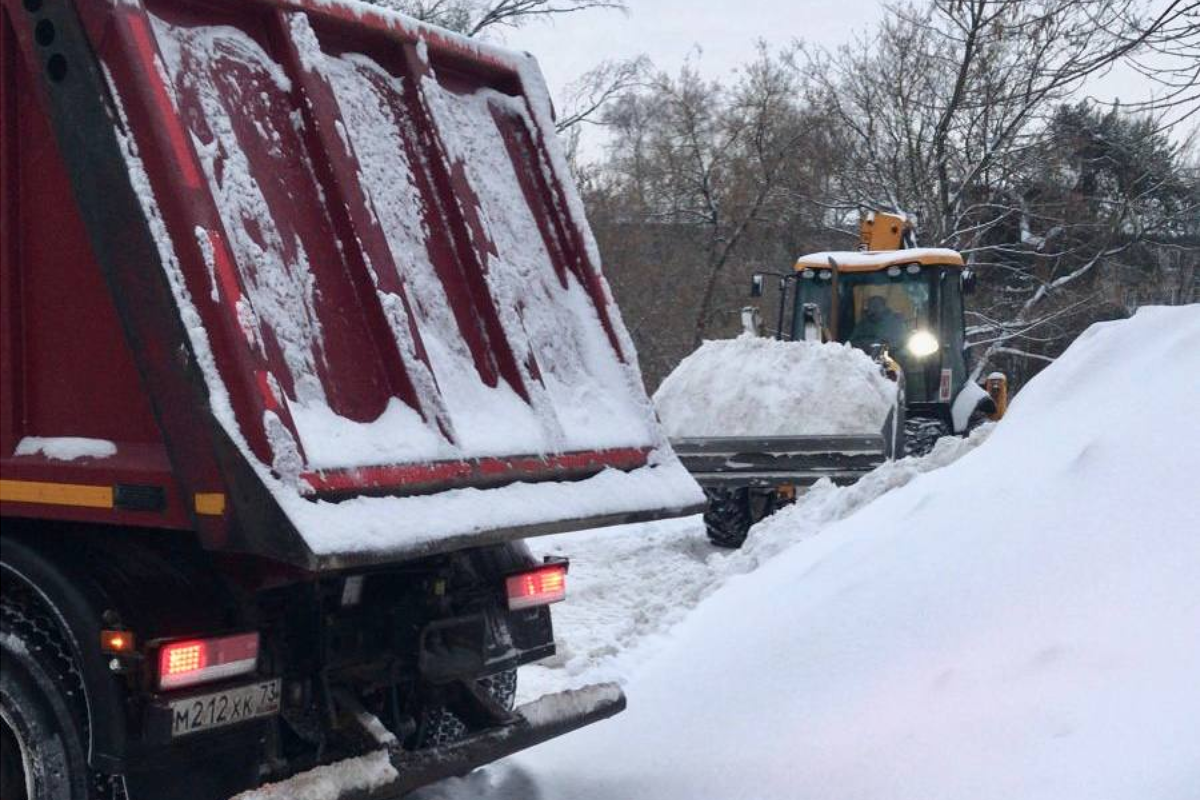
(837, 266, 937, 400)
(839, 269, 932, 349)
(940, 269, 968, 399)
(789, 270, 833, 341)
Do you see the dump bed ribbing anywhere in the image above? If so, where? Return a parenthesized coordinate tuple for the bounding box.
(0, 0, 701, 568)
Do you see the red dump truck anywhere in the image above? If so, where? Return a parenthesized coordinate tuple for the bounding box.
(0, 0, 702, 796)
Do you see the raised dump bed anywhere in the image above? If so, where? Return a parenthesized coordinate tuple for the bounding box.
(1, 0, 701, 570)
(0, 1, 700, 797)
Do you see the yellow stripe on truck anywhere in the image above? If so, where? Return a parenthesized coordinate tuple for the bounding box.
(0, 479, 114, 509)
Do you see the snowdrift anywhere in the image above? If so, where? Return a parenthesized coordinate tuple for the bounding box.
(514, 430, 990, 703)
(653, 335, 896, 438)
(496, 306, 1200, 800)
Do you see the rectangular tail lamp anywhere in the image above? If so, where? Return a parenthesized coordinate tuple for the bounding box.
(158, 632, 260, 690)
(506, 565, 567, 611)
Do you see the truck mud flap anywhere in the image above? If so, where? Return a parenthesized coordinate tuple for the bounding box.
(239, 683, 626, 800)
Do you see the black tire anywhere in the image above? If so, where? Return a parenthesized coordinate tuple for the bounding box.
(903, 417, 952, 458)
(703, 488, 752, 549)
(0, 604, 91, 800)
(416, 670, 518, 749)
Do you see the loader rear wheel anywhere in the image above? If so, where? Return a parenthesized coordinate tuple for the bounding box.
(903, 418, 951, 458)
(704, 488, 753, 549)
(0, 608, 91, 800)
(416, 670, 518, 750)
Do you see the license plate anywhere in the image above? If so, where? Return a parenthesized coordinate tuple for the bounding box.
(169, 679, 281, 738)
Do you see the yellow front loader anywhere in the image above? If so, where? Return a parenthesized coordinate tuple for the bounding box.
(679, 211, 1006, 546)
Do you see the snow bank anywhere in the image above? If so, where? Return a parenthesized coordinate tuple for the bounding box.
(653, 335, 896, 438)
(517, 430, 989, 702)
(492, 305, 1200, 800)
(13, 437, 117, 462)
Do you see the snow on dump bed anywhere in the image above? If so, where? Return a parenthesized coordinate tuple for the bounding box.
(97, 4, 701, 561)
(144, 11, 657, 471)
(13, 437, 118, 462)
(653, 335, 896, 438)
(276, 456, 701, 559)
(442, 305, 1200, 800)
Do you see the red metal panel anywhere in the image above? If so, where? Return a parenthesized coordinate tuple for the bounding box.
(301, 446, 650, 496)
(0, 6, 189, 529)
(15, 68, 160, 446)
(7, 0, 656, 529)
(490, 104, 626, 363)
(0, 6, 18, 456)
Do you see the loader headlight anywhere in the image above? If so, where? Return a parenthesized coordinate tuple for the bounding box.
(906, 330, 939, 358)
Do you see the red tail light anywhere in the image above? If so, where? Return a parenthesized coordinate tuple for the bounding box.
(158, 633, 260, 690)
(506, 565, 567, 611)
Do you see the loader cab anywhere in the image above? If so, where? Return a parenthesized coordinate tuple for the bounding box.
(788, 249, 969, 406)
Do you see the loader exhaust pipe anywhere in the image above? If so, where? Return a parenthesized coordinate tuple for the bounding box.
(828, 256, 841, 339)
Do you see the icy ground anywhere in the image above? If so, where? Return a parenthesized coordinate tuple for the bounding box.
(414, 305, 1200, 800)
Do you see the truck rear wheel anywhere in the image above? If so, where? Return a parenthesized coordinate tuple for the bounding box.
(0, 607, 91, 800)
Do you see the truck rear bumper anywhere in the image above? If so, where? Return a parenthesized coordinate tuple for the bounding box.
(233, 683, 626, 799)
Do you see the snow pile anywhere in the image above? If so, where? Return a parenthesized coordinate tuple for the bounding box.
(517, 429, 989, 702)
(653, 335, 896, 438)
(482, 305, 1200, 800)
(13, 437, 117, 462)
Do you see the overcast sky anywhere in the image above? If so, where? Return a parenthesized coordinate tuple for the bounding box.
(504, 0, 879, 91)
(495, 0, 1178, 150)
(502, 0, 876, 102)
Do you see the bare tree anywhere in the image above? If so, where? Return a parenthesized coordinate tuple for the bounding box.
(808, 0, 1199, 382)
(362, 0, 625, 37)
(600, 45, 831, 349)
(555, 57, 651, 132)
(1107, 1, 1200, 132)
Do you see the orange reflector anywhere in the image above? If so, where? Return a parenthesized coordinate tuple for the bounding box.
(158, 633, 259, 690)
(506, 565, 567, 611)
(101, 630, 135, 653)
(194, 492, 226, 517)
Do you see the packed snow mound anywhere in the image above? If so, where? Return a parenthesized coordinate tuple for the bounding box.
(516, 428, 990, 702)
(653, 335, 896, 438)
(495, 305, 1200, 800)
